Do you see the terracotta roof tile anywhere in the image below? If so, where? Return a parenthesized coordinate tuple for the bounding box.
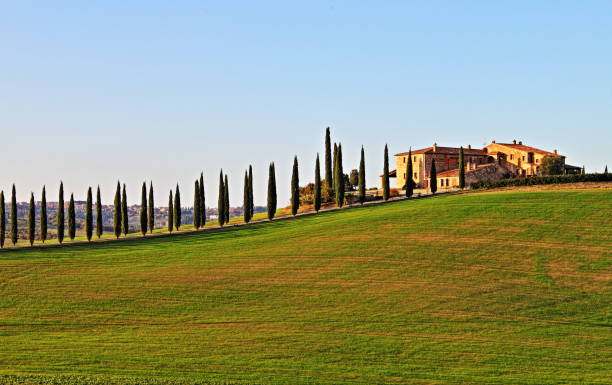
(395, 146, 486, 157)
(493, 143, 561, 157)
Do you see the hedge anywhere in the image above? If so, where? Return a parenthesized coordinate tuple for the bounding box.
(470, 173, 611, 190)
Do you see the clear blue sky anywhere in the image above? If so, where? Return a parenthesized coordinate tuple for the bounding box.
(1, 1, 610, 206)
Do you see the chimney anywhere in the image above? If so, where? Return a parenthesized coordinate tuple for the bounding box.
(433, 142, 437, 152)
(468, 144, 472, 149)
(492, 140, 496, 144)
(518, 141, 523, 145)
(513, 139, 517, 144)
(554, 149, 558, 155)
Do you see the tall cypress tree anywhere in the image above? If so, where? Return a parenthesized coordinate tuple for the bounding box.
(10, 184, 17, 245)
(218, 171, 225, 226)
(199, 173, 205, 227)
(335, 144, 345, 207)
(291, 156, 300, 216)
(314, 154, 321, 212)
(113, 182, 121, 239)
(430, 159, 438, 194)
(248, 165, 254, 222)
(96, 186, 103, 239)
(458, 146, 465, 189)
(58, 182, 65, 244)
(243, 171, 250, 223)
(86, 187, 93, 241)
(333, 142, 338, 191)
(0, 191, 5, 248)
(324, 127, 333, 196)
(359, 146, 366, 204)
(68, 193, 76, 240)
(140, 182, 148, 235)
(194, 180, 201, 229)
(267, 162, 277, 220)
(383, 144, 390, 201)
(406, 148, 414, 197)
(28, 192, 35, 246)
(41, 186, 47, 243)
(122, 184, 128, 236)
(174, 184, 181, 231)
(168, 190, 174, 232)
(148, 182, 155, 233)
(224, 175, 230, 223)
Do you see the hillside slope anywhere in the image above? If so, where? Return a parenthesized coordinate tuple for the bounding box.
(0, 188, 610, 385)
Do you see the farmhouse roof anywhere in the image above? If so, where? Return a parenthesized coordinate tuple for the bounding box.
(491, 143, 561, 157)
(395, 146, 487, 157)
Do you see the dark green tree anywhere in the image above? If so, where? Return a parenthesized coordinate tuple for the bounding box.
(68, 193, 76, 240)
(41, 186, 47, 243)
(0, 191, 5, 248)
(291, 156, 300, 216)
(349, 169, 359, 190)
(335, 144, 345, 207)
(582, 165, 585, 175)
(406, 148, 414, 197)
(11, 184, 17, 245)
(314, 154, 321, 212)
(140, 182, 148, 235)
(324, 127, 333, 195)
(224, 175, 230, 223)
(58, 182, 65, 244)
(168, 190, 174, 232)
(267, 162, 277, 220)
(248, 165, 254, 221)
(383, 144, 390, 201)
(28, 192, 35, 246)
(540, 155, 565, 175)
(458, 146, 466, 189)
(122, 184, 128, 236)
(243, 171, 250, 223)
(113, 182, 121, 239)
(148, 182, 154, 233)
(96, 186, 103, 239)
(86, 187, 93, 241)
(174, 184, 181, 230)
(359, 146, 366, 204)
(194, 180, 201, 229)
(333, 142, 338, 191)
(218, 171, 225, 226)
(199, 173, 206, 227)
(430, 159, 438, 194)
(605, 165, 608, 175)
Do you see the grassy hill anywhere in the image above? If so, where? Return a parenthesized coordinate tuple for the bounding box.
(0, 187, 610, 385)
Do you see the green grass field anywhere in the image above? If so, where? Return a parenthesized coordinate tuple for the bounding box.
(0, 188, 610, 385)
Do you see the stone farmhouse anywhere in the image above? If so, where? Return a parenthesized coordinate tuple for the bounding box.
(387, 140, 581, 191)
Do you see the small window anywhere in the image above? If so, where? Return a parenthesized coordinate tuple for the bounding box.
(446, 178, 449, 186)
(510, 154, 514, 160)
(414, 172, 417, 178)
(522, 156, 525, 161)
(403, 173, 406, 178)
(403, 157, 406, 163)
(414, 156, 417, 162)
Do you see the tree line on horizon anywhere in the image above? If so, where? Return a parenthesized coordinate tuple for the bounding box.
(0, 127, 516, 248)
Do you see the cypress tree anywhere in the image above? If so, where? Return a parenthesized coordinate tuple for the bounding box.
(458, 146, 465, 189)
(199, 173, 206, 227)
(333, 142, 338, 191)
(140, 182, 148, 235)
(359, 146, 366, 204)
(96, 186, 103, 239)
(406, 148, 413, 198)
(243, 171, 250, 223)
(267, 162, 277, 220)
(194, 180, 201, 229)
(41, 186, 47, 243)
(248, 166, 254, 221)
(168, 190, 174, 232)
(174, 184, 181, 231)
(383, 144, 390, 201)
(58, 182, 65, 244)
(224, 175, 230, 223)
(122, 184, 128, 236)
(11, 184, 17, 246)
(113, 182, 121, 239)
(28, 192, 35, 246)
(148, 182, 154, 233)
(0, 191, 4, 248)
(605, 165, 608, 175)
(335, 144, 345, 207)
(314, 154, 321, 212)
(291, 156, 300, 216)
(86, 187, 93, 241)
(218, 171, 225, 226)
(430, 159, 438, 194)
(68, 193, 76, 240)
(324, 127, 333, 196)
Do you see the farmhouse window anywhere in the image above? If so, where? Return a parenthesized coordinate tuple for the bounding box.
(414, 172, 417, 178)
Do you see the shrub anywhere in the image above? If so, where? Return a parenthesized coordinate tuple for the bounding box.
(470, 173, 611, 190)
